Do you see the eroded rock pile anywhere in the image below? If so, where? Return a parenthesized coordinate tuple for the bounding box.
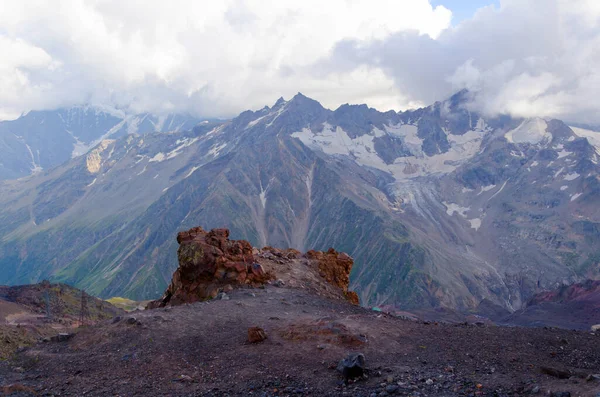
(148, 226, 359, 308)
(148, 227, 273, 308)
(306, 249, 359, 305)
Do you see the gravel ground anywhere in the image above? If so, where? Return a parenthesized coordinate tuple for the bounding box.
(0, 286, 599, 396)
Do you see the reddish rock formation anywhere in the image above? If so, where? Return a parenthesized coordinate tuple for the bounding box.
(148, 227, 273, 308)
(247, 327, 267, 343)
(306, 248, 359, 305)
(148, 227, 359, 308)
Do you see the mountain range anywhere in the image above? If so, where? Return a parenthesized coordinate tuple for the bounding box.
(0, 91, 598, 317)
(0, 107, 202, 180)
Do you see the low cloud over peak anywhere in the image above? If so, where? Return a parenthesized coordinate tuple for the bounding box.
(1, 1, 600, 124)
(323, 0, 600, 124)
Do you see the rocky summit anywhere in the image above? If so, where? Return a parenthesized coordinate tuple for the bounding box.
(148, 226, 359, 308)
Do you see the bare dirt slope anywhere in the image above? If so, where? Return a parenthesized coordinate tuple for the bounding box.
(0, 285, 599, 396)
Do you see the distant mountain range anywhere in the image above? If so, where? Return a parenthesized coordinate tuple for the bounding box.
(0, 107, 203, 179)
(0, 92, 598, 319)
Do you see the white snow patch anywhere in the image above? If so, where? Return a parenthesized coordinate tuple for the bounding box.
(469, 218, 482, 231)
(504, 118, 550, 144)
(137, 165, 147, 176)
(488, 180, 508, 201)
(67, 130, 89, 158)
(461, 187, 474, 193)
(554, 167, 564, 178)
(443, 202, 470, 217)
(570, 126, 600, 152)
(510, 150, 522, 157)
(564, 172, 580, 181)
(478, 184, 496, 195)
(208, 142, 227, 157)
(259, 190, 267, 208)
(571, 193, 582, 201)
(87, 178, 97, 187)
(386, 124, 422, 151)
(205, 125, 224, 137)
(86, 119, 127, 155)
(305, 168, 314, 209)
(246, 115, 267, 129)
(531, 161, 539, 167)
(557, 150, 572, 159)
(24, 143, 42, 173)
(149, 152, 166, 162)
(150, 137, 200, 162)
(185, 166, 200, 178)
(292, 121, 484, 180)
(265, 104, 288, 128)
(560, 185, 568, 191)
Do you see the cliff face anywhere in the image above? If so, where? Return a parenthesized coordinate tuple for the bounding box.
(148, 227, 359, 308)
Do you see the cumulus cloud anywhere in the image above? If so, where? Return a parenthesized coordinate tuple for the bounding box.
(3, 0, 599, 124)
(0, 0, 451, 119)
(322, 0, 600, 124)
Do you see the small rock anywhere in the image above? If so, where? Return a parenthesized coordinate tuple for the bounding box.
(248, 327, 267, 343)
(386, 375, 394, 383)
(173, 374, 194, 383)
(273, 279, 285, 287)
(541, 366, 571, 379)
(425, 379, 434, 385)
(50, 333, 74, 343)
(531, 385, 540, 394)
(125, 317, 141, 326)
(336, 352, 366, 382)
(223, 284, 234, 292)
(587, 374, 600, 382)
(112, 316, 122, 324)
(551, 393, 571, 397)
(385, 384, 399, 394)
(217, 292, 229, 300)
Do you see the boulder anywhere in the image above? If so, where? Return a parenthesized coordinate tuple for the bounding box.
(148, 227, 274, 308)
(50, 333, 74, 343)
(247, 327, 267, 343)
(336, 352, 366, 382)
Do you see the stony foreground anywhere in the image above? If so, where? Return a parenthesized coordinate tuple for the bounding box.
(0, 285, 599, 396)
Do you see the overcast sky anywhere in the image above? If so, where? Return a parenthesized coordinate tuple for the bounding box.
(1, 0, 600, 123)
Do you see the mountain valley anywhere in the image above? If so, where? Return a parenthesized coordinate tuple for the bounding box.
(0, 92, 598, 321)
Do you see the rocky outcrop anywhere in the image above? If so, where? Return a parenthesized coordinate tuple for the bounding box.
(148, 227, 273, 308)
(148, 227, 359, 308)
(305, 249, 359, 305)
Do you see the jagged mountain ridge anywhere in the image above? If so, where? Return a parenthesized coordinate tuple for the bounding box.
(0, 92, 598, 316)
(0, 107, 203, 180)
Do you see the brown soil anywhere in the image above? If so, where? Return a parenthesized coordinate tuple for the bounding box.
(1, 286, 599, 396)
